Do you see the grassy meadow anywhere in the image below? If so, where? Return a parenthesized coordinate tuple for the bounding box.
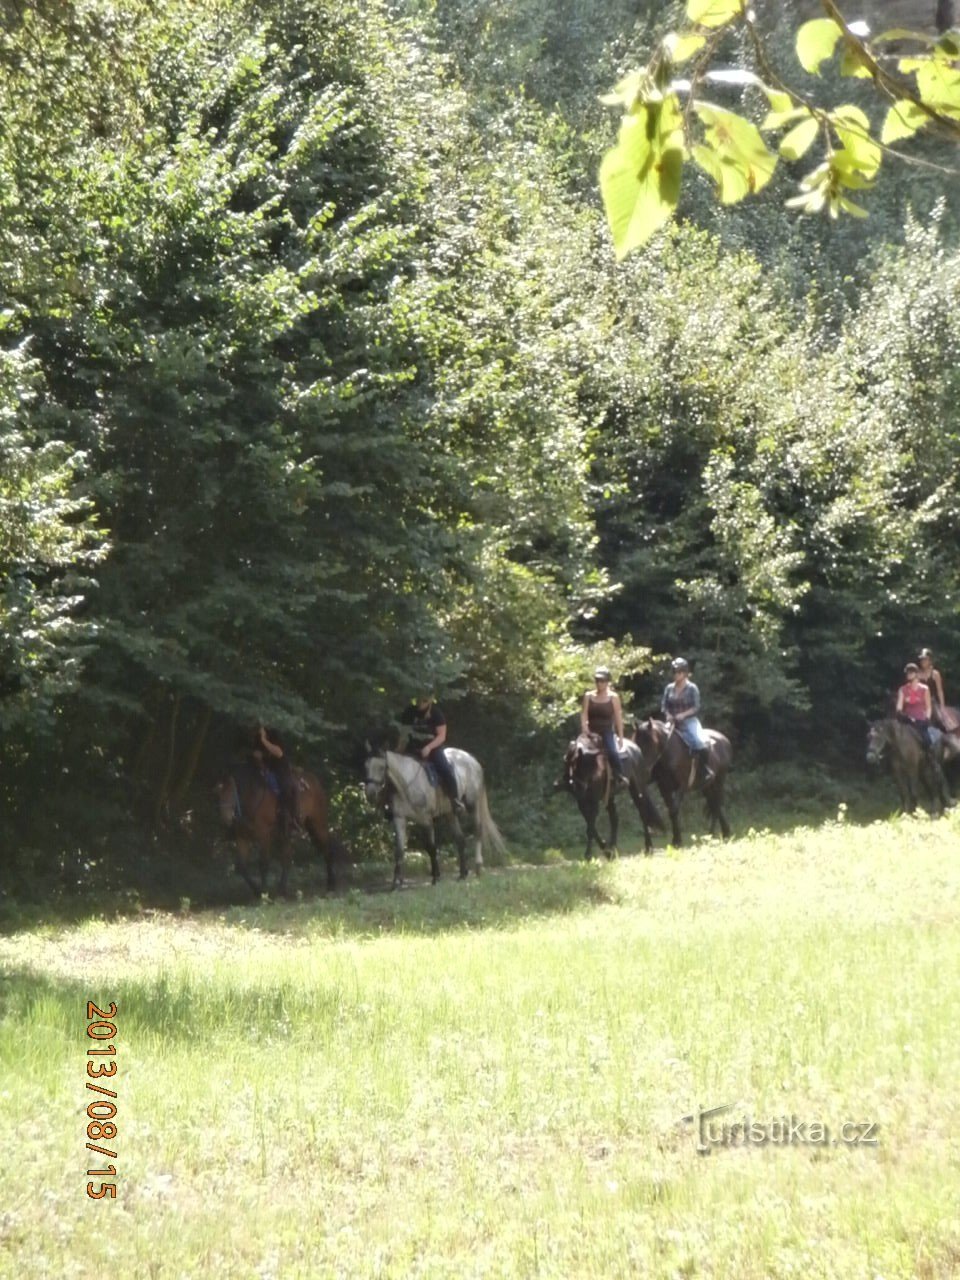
(2, 809, 960, 1278)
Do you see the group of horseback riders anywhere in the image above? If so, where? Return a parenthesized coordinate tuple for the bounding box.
(245, 646, 956, 838)
(247, 660, 716, 845)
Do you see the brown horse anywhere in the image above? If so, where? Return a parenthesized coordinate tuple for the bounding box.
(631, 719, 732, 846)
(216, 762, 336, 897)
(557, 733, 664, 859)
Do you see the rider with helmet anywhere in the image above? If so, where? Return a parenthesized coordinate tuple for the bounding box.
(661, 658, 715, 785)
(581, 667, 628, 790)
(399, 694, 465, 814)
(896, 662, 937, 750)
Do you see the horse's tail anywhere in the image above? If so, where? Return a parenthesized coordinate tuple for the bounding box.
(475, 784, 508, 863)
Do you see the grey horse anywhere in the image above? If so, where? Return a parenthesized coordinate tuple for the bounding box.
(364, 746, 507, 888)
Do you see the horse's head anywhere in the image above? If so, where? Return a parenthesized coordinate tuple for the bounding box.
(633, 717, 660, 750)
(866, 720, 891, 767)
(363, 750, 388, 806)
(215, 777, 239, 830)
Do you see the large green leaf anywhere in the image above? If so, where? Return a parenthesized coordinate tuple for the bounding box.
(881, 98, 929, 144)
(916, 59, 960, 116)
(686, 0, 742, 28)
(796, 18, 843, 75)
(779, 117, 819, 160)
(829, 105, 881, 177)
(695, 103, 777, 199)
(600, 98, 684, 258)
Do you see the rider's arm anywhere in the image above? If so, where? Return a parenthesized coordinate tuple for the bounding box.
(613, 693, 624, 742)
(895, 687, 905, 713)
(259, 728, 283, 759)
(423, 721, 448, 755)
(934, 670, 946, 705)
(581, 693, 591, 736)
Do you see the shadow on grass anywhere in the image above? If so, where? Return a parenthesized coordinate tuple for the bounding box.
(213, 857, 634, 939)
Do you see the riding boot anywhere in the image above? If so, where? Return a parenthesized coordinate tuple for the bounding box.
(443, 780, 465, 815)
(696, 749, 715, 786)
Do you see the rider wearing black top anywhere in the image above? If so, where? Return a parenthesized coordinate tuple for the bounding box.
(254, 725, 298, 834)
(399, 696, 463, 813)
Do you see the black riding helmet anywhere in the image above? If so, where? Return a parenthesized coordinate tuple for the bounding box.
(671, 657, 690, 672)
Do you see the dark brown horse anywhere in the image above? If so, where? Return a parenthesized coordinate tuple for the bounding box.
(558, 733, 664, 859)
(865, 718, 955, 815)
(631, 719, 732, 846)
(216, 762, 336, 897)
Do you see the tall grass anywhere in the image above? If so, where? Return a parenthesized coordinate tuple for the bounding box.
(3, 812, 959, 1277)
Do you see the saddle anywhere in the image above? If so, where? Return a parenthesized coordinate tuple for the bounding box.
(570, 733, 605, 775)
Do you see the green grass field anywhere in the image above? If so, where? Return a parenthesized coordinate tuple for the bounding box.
(3, 809, 960, 1278)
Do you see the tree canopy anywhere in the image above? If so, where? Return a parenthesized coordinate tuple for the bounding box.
(1, 0, 959, 883)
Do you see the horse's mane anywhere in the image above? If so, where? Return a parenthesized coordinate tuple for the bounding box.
(383, 750, 432, 810)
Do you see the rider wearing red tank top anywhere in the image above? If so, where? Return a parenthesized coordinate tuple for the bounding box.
(896, 663, 935, 747)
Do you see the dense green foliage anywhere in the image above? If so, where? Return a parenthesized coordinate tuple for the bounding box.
(1, 0, 959, 887)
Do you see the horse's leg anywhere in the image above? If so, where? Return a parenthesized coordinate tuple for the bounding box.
(304, 818, 336, 892)
(716, 784, 731, 839)
(706, 780, 731, 840)
(276, 834, 292, 899)
(606, 797, 619, 859)
(235, 837, 260, 899)
(427, 818, 441, 885)
(890, 759, 909, 813)
(628, 782, 653, 854)
(662, 784, 682, 847)
(931, 751, 954, 812)
(449, 810, 468, 881)
(392, 816, 407, 890)
(580, 796, 598, 860)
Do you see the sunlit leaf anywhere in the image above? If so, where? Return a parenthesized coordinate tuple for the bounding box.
(599, 99, 684, 257)
(839, 41, 873, 78)
(687, 0, 742, 28)
(760, 88, 795, 113)
(796, 18, 843, 74)
(881, 98, 929, 143)
(838, 195, 869, 217)
(695, 102, 777, 197)
(761, 105, 811, 131)
(664, 32, 707, 64)
(693, 143, 750, 202)
(779, 117, 819, 160)
(916, 59, 960, 114)
(599, 71, 646, 109)
(829, 105, 880, 177)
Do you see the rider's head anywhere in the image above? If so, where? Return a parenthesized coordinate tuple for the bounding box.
(918, 648, 934, 666)
(904, 662, 920, 679)
(671, 657, 690, 675)
(594, 666, 611, 686)
(416, 692, 434, 710)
